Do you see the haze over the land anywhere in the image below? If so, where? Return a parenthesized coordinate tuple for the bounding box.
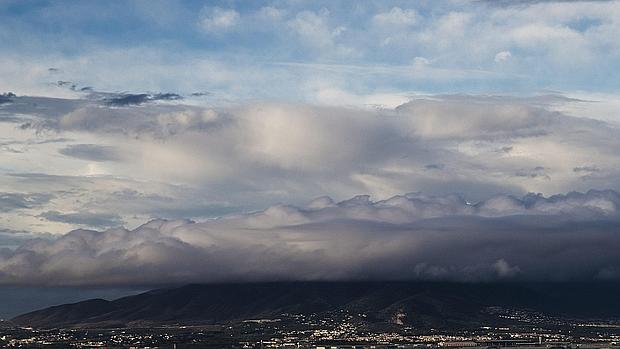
(1, 0, 620, 290)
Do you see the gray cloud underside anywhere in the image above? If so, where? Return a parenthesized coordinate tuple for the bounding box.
(0, 92, 15, 105)
(0, 192, 54, 212)
(58, 144, 122, 162)
(2, 190, 620, 286)
(0, 229, 54, 250)
(105, 92, 183, 106)
(38, 210, 123, 228)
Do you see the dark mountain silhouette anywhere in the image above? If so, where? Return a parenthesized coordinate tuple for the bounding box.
(12, 282, 620, 329)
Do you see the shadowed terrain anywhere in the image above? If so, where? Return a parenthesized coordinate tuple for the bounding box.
(12, 282, 620, 329)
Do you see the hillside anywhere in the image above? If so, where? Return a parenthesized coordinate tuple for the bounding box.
(12, 282, 620, 329)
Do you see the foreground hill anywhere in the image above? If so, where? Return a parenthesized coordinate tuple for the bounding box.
(12, 282, 620, 329)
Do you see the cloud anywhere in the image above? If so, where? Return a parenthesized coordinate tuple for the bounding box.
(0, 92, 16, 105)
(0, 229, 54, 250)
(38, 211, 123, 228)
(0, 192, 54, 212)
(1, 0, 620, 289)
(199, 7, 240, 32)
(287, 9, 352, 55)
(574, 165, 600, 173)
(372, 7, 418, 27)
(394, 96, 555, 140)
(106, 94, 151, 106)
(494, 50, 512, 62)
(479, 0, 616, 7)
(17, 98, 224, 137)
(2, 190, 620, 286)
(105, 92, 183, 106)
(5, 92, 620, 237)
(256, 6, 285, 21)
(288, 10, 331, 46)
(58, 144, 122, 162)
(1, 1, 620, 98)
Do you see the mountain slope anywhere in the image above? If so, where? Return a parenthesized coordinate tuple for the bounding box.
(12, 282, 620, 329)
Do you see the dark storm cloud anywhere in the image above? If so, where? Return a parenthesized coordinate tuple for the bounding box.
(3, 190, 620, 286)
(0, 92, 16, 104)
(105, 92, 183, 106)
(58, 144, 122, 162)
(106, 93, 150, 106)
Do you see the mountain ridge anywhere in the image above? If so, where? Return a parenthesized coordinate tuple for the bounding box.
(12, 282, 620, 329)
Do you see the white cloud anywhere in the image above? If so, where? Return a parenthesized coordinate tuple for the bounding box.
(4, 92, 620, 235)
(372, 7, 418, 27)
(199, 7, 240, 32)
(494, 50, 512, 62)
(288, 10, 334, 48)
(2, 0, 620, 97)
(255, 6, 285, 21)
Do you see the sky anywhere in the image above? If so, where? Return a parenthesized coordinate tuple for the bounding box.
(2, 0, 620, 295)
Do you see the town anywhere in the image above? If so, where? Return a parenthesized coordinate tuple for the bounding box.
(2, 309, 619, 349)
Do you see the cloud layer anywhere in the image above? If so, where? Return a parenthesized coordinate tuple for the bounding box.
(2, 1, 620, 288)
(2, 91, 620, 235)
(1, 190, 620, 286)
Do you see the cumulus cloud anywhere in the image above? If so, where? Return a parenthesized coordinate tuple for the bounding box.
(2, 190, 620, 286)
(2, 1, 620, 288)
(5, 91, 620, 237)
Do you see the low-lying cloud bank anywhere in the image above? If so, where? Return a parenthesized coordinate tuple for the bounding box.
(1, 190, 620, 286)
